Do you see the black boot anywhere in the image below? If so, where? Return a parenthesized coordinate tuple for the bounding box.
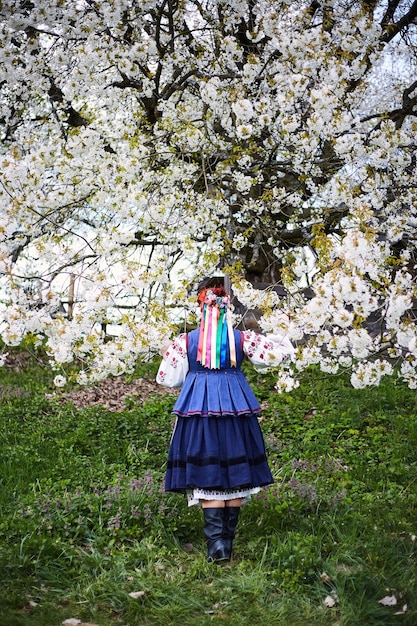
(203, 507, 228, 563)
(223, 507, 240, 561)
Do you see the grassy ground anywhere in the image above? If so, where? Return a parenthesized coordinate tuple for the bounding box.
(1, 351, 417, 625)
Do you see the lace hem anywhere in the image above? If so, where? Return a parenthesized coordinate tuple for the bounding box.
(187, 486, 260, 507)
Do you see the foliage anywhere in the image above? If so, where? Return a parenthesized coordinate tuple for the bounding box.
(1, 358, 417, 625)
(0, 1, 417, 387)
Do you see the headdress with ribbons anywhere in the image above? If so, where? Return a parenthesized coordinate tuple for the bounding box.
(196, 287, 236, 368)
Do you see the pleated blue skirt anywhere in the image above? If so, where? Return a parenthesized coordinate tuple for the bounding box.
(165, 413, 274, 493)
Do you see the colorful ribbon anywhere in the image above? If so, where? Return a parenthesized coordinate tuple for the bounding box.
(197, 291, 236, 369)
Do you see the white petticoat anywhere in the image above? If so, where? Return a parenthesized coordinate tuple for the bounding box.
(187, 486, 261, 507)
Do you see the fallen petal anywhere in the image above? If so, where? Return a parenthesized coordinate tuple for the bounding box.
(213, 601, 230, 609)
(378, 595, 397, 606)
(129, 591, 146, 599)
(323, 595, 336, 608)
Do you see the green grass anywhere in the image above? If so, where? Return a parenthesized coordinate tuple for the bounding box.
(1, 352, 417, 625)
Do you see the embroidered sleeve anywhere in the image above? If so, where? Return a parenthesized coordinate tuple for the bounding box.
(242, 330, 295, 370)
(156, 333, 189, 387)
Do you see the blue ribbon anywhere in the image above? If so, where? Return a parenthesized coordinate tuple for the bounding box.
(219, 309, 228, 368)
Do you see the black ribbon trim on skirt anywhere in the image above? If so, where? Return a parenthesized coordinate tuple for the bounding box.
(167, 453, 267, 469)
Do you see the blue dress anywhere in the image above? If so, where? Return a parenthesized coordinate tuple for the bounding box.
(165, 328, 274, 493)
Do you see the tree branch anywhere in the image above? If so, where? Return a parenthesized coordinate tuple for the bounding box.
(380, 0, 417, 43)
(360, 79, 417, 129)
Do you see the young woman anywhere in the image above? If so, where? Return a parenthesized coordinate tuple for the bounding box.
(157, 283, 293, 562)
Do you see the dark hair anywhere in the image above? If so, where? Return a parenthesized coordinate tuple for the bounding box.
(196, 276, 225, 294)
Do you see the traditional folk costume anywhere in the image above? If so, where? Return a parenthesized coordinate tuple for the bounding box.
(157, 288, 294, 561)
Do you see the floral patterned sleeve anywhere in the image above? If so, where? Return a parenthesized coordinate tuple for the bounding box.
(156, 333, 189, 387)
(242, 330, 295, 370)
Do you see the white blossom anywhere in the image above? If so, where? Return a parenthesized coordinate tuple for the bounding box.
(348, 328, 374, 359)
(231, 99, 255, 122)
(275, 370, 300, 393)
(53, 374, 67, 388)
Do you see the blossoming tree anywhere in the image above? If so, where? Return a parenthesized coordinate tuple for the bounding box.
(0, 0, 416, 389)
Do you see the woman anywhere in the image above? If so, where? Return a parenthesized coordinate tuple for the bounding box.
(157, 282, 293, 562)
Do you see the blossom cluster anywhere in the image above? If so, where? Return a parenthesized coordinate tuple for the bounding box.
(0, 1, 416, 389)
